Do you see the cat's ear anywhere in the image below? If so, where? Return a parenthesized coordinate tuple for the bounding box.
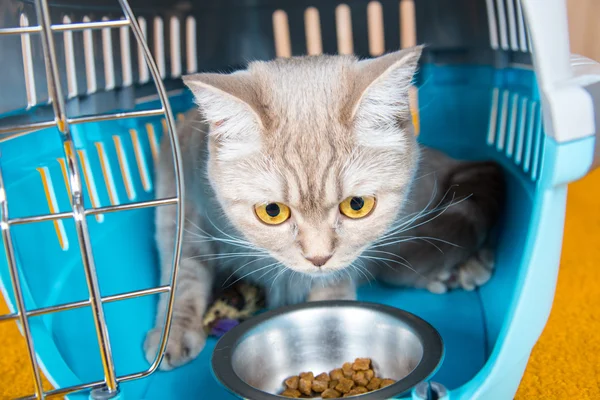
(183, 72, 266, 158)
(349, 46, 422, 146)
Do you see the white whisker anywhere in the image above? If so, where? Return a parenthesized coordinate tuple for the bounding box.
(222, 257, 273, 285)
(225, 261, 281, 288)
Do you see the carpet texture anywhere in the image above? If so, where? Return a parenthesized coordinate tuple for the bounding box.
(1, 171, 600, 399)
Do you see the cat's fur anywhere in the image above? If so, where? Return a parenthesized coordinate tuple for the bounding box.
(144, 47, 504, 370)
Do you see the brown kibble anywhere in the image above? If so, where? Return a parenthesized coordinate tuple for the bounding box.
(315, 372, 331, 382)
(342, 362, 354, 377)
(330, 368, 344, 381)
(281, 388, 301, 398)
(322, 388, 342, 399)
(299, 372, 314, 382)
(344, 386, 369, 397)
(298, 378, 312, 396)
(284, 376, 299, 390)
(312, 379, 328, 393)
(379, 379, 396, 389)
(351, 371, 369, 387)
(281, 361, 389, 398)
(366, 377, 382, 391)
(352, 358, 371, 371)
(335, 377, 355, 394)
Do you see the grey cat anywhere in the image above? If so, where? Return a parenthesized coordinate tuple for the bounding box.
(144, 46, 504, 370)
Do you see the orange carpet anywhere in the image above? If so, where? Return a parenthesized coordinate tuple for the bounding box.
(1, 171, 600, 399)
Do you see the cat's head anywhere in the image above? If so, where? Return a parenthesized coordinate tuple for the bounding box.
(183, 47, 422, 276)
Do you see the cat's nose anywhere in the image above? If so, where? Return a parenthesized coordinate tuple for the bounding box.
(305, 255, 332, 267)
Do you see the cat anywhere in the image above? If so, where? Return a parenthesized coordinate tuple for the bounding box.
(144, 46, 504, 370)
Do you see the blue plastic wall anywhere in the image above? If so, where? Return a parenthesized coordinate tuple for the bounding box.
(0, 64, 586, 399)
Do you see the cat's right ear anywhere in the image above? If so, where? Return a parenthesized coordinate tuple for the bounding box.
(183, 72, 266, 158)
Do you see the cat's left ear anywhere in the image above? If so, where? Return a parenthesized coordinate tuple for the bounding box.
(349, 46, 422, 145)
(183, 71, 266, 159)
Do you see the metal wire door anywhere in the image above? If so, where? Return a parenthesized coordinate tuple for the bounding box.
(0, 0, 185, 398)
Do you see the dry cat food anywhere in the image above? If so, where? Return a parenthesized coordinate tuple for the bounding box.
(280, 358, 396, 398)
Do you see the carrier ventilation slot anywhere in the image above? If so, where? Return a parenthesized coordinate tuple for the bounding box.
(505, 93, 519, 157)
(273, 10, 292, 58)
(113, 135, 137, 200)
(505, 0, 518, 51)
(137, 17, 150, 84)
(367, 1, 385, 56)
(170, 17, 182, 78)
(146, 123, 160, 164)
(129, 129, 152, 192)
(486, 0, 530, 52)
(154, 17, 166, 79)
(19, 13, 36, 108)
(102, 17, 116, 91)
(37, 167, 69, 250)
(186, 16, 198, 73)
(410, 88, 419, 135)
(515, 0, 528, 52)
(304, 8, 323, 56)
(400, 0, 417, 49)
(120, 18, 133, 86)
(488, 89, 543, 180)
(82, 16, 97, 94)
(95, 142, 120, 206)
(335, 5, 353, 55)
(57, 158, 72, 205)
(63, 16, 78, 98)
(77, 150, 104, 222)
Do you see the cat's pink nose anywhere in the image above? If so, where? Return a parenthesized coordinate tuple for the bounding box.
(305, 255, 332, 267)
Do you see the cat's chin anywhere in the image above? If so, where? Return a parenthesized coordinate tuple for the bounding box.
(289, 266, 351, 278)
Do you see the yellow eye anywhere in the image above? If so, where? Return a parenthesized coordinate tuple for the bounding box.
(254, 202, 291, 225)
(339, 196, 376, 219)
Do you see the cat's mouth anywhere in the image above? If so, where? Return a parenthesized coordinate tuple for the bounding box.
(288, 262, 351, 277)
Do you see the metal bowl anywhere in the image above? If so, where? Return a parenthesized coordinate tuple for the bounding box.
(212, 301, 444, 399)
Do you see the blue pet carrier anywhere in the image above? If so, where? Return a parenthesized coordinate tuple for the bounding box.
(1, 0, 599, 398)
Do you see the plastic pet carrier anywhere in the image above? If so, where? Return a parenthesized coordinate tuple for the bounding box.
(1, 0, 599, 398)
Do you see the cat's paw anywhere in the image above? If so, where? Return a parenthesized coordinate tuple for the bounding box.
(455, 252, 494, 291)
(426, 249, 494, 294)
(307, 282, 357, 302)
(144, 323, 206, 371)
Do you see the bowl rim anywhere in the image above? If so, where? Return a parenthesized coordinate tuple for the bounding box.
(211, 300, 444, 399)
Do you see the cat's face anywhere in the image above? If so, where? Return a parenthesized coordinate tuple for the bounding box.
(184, 48, 421, 276)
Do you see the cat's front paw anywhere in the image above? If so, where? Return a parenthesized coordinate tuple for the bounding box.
(426, 249, 494, 294)
(144, 323, 206, 371)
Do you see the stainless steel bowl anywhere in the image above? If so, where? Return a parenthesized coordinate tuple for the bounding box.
(212, 301, 444, 399)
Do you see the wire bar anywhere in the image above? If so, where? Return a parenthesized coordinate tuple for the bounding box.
(9, 211, 72, 225)
(0, 121, 56, 137)
(85, 197, 178, 215)
(0, 20, 129, 36)
(0, 169, 46, 398)
(8, 197, 177, 225)
(0, 285, 170, 323)
(69, 108, 165, 124)
(35, 0, 119, 394)
(0, 109, 165, 143)
(0, 26, 42, 35)
(51, 20, 130, 32)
